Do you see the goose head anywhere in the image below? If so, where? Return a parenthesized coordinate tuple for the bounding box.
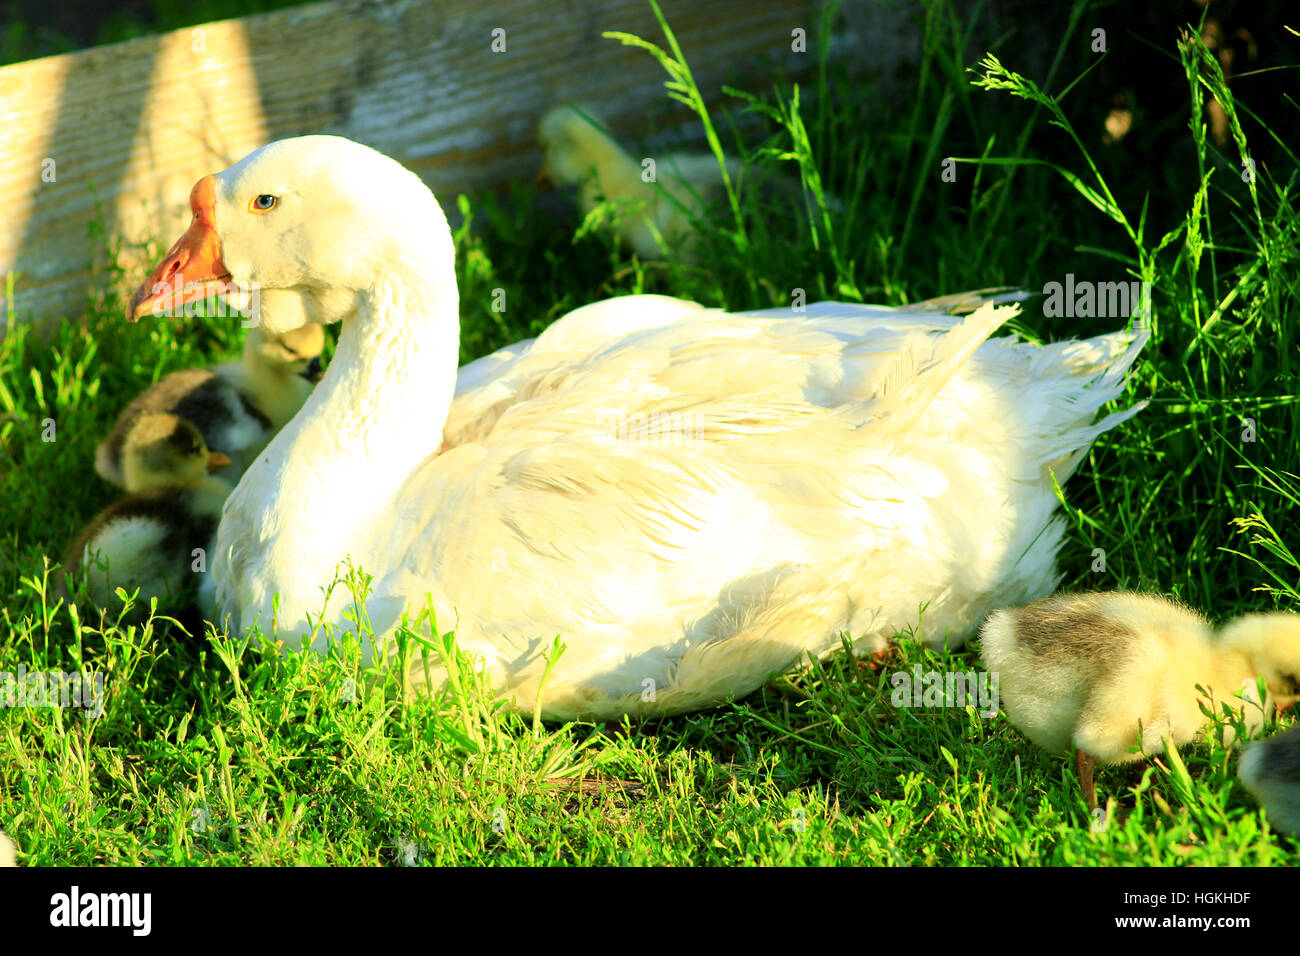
(128, 135, 454, 335)
(120, 412, 231, 492)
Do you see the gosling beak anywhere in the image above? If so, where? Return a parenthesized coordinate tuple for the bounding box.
(301, 356, 324, 384)
(128, 175, 233, 321)
(536, 167, 554, 191)
(207, 451, 233, 472)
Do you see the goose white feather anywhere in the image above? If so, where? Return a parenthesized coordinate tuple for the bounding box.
(128, 135, 1149, 720)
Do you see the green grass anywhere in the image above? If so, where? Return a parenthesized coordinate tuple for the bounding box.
(2, 0, 1300, 864)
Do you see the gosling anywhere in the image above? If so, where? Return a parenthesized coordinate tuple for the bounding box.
(538, 104, 746, 263)
(1238, 722, 1300, 836)
(67, 413, 234, 616)
(980, 592, 1300, 809)
(96, 324, 324, 488)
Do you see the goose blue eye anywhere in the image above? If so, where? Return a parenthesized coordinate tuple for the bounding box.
(250, 194, 278, 212)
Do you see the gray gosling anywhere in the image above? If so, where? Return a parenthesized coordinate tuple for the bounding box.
(1238, 722, 1300, 836)
(96, 324, 324, 488)
(67, 413, 234, 616)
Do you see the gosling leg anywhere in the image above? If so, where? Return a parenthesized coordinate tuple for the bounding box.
(1075, 748, 1098, 811)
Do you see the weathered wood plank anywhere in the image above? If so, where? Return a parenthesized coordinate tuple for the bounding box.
(0, 0, 876, 326)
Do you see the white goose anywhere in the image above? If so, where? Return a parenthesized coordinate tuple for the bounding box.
(126, 135, 1148, 720)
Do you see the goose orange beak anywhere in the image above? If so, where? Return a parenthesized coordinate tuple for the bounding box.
(128, 175, 233, 321)
(207, 451, 233, 472)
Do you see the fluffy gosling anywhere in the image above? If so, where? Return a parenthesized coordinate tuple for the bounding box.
(538, 104, 746, 263)
(67, 413, 234, 616)
(96, 324, 324, 488)
(980, 593, 1300, 809)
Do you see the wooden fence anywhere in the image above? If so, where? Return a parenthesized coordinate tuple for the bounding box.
(0, 0, 904, 326)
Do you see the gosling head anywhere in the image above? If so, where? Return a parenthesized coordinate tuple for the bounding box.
(245, 324, 326, 382)
(1218, 612, 1300, 709)
(538, 105, 615, 186)
(120, 413, 232, 492)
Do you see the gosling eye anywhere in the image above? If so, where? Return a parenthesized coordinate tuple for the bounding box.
(250, 194, 279, 213)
